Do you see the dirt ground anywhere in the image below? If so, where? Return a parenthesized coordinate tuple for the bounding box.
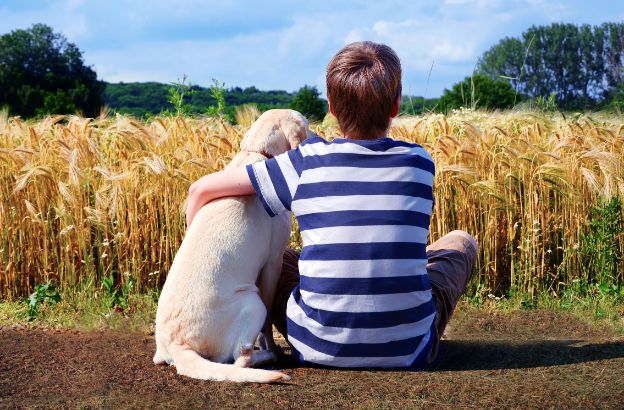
(1, 309, 623, 409)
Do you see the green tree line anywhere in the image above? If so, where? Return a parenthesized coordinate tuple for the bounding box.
(104, 81, 300, 118)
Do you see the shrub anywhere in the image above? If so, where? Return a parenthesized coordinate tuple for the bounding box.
(438, 74, 518, 112)
(27, 281, 61, 319)
(289, 85, 327, 121)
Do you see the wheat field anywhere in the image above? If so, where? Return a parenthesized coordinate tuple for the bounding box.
(0, 108, 622, 299)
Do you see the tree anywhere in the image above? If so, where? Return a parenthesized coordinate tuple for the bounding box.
(477, 23, 624, 110)
(437, 74, 518, 112)
(289, 85, 327, 121)
(604, 84, 624, 112)
(0, 24, 103, 117)
(476, 37, 524, 93)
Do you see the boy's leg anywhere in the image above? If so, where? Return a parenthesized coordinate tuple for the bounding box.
(426, 230, 478, 362)
(272, 249, 301, 338)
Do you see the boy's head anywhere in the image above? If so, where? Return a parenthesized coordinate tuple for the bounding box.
(326, 41, 402, 140)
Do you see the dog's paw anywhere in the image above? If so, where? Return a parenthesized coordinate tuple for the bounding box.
(239, 343, 254, 356)
(247, 350, 279, 367)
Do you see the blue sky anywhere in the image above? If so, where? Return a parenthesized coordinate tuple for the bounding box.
(1, 0, 622, 97)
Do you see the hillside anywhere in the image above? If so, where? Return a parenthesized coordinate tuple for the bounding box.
(103, 82, 296, 118)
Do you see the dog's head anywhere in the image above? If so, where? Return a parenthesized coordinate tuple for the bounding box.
(239, 109, 310, 158)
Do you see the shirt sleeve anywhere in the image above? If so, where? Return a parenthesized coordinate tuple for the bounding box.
(246, 146, 304, 217)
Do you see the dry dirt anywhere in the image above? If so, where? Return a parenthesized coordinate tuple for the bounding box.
(1, 309, 623, 409)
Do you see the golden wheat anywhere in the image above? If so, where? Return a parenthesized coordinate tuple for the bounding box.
(0, 110, 622, 299)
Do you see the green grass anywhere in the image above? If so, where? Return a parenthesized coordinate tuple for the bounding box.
(0, 287, 158, 332)
(462, 286, 624, 334)
(1, 285, 622, 335)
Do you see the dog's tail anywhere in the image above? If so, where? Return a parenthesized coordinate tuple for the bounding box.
(168, 344, 290, 383)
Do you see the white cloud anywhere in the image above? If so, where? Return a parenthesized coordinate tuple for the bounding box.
(344, 29, 365, 44)
(0, 0, 620, 97)
(277, 16, 334, 61)
(87, 24, 331, 93)
(62, 13, 88, 41)
(347, 18, 480, 69)
(65, 0, 86, 10)
(0, 0, 90, 43)
(495, 12, 513, 22)
(525, 0, 571, 18)
(443, 0, 501, 7)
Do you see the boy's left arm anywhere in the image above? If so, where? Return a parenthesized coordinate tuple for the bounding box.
(185, 166, 254, 227)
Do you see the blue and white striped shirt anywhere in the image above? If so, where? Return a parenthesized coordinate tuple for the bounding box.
(246, 135, 436, 368)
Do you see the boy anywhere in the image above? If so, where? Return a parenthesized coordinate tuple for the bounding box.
(186, 41, 477, 368)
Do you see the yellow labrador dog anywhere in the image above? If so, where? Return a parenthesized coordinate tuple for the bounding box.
(153, 110, 309, 383)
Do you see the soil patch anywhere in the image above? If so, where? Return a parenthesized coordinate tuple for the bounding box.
(1, 309, 623, 409)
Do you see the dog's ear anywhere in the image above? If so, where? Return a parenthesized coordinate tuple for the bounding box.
(262, 127, 291, 157)
(281, 110, 310, 149)
(240, 110, 290, 157)
(241, 110, 309, 157)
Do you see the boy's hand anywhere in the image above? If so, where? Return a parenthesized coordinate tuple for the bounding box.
(185, 166, 255, 228)
(185, 174, 211, 227)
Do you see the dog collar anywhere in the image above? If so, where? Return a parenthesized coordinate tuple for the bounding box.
(243, 149, 273, 159)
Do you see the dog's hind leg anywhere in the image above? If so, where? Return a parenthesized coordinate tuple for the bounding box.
(231, 295, 279, 368)
(256, 216, 291, 355)
(257, 244, 290, 354)
(234, 343, 281, 368)
(233, 343, 278, 368)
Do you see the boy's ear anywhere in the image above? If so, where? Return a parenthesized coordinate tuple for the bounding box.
(328, 99, 336, 117)
(390, 95, 401, 118)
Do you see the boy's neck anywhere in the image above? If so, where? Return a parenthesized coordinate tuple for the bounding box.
(341, 131, 390, 141)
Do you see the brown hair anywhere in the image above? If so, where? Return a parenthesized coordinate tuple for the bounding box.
(326, 41, 402, 140)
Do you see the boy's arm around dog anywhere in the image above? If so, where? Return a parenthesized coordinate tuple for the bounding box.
(186, 166, 254, 227)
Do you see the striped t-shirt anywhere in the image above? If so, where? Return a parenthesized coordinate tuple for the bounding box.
(246, 135, 436, 368)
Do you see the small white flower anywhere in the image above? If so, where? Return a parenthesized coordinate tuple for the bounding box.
(60, 225, 75, 236)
